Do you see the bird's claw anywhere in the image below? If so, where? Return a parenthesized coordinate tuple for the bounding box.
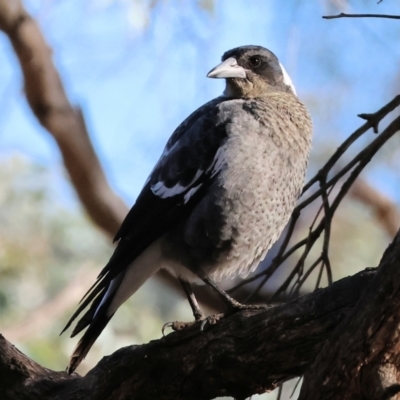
(162, 322, 174, 336)
(200, 319, 208, 331)
(162, 320, 194, 336)
(161, 322, 173, 336)
(162, 313, 224, 336)
(199, 314, 223, 331)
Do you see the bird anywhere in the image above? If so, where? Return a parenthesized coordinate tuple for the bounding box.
(62, 45, 313, 374)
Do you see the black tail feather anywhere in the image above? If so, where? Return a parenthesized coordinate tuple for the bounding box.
(60, 281, 106, 336)
(70, 290, 106, 338)
(67, 312, 113, 374)
(65, 279, 119, 373)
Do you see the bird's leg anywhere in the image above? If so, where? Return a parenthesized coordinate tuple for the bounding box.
(202, 276, 244, 309)
(163, 275, 267, 336)
(162, 279, 206, 335)
(179, 279, 204, 321)
(202, 276, 267, 312)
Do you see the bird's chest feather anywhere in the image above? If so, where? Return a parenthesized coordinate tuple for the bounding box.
(215, 103, 310, 262)
(220, 111, 307, 210)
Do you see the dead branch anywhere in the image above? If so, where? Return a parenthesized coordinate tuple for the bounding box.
(0, 266, 380, 400)
(299, 230, 400, 400)
(323, 13, 400, 20)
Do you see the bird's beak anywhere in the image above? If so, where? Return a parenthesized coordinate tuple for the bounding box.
(207, 57, 247, 79)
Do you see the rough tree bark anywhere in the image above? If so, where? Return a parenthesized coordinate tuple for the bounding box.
(3, 230, 400, 399)
(0, 230, 399, 399)
(0, 266, 379, 399)
(299, 230, 400, 400)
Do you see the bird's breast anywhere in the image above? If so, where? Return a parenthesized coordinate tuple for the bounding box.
(209, 105, 311, 279)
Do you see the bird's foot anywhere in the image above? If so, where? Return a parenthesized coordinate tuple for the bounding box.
(162, 313, 224, 336)
(162, 320, 193, 335)
(199, 313, 223, 331)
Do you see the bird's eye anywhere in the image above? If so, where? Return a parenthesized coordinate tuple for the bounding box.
(249, 56, 261, 67)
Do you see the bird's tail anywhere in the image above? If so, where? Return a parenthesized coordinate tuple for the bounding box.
(64, 274, 122, 374)
(67, 312, 113, 374)
(62, 240, 163, 373)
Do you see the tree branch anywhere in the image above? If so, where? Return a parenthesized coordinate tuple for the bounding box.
(299, 230, 400, 399)
(0, 266, 380, 399)
(0, 0, 128, 235)
(323, 13, 400, 20)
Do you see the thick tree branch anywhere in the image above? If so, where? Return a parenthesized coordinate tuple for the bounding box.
(0, 267, 379, 399)
(299, 230, 400, 399)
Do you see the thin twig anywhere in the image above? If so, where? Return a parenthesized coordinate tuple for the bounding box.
(277, 384, 283, 400)
(323, 13, 400, 20)
(290, 377, 303, 398)
(303, 95, 400, 193)
(314, 262, 325, 291)
(320, 176, 333, 285)
(291, 256, 323, 298)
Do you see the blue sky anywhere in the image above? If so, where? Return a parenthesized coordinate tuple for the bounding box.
(0, 0, 399, 207)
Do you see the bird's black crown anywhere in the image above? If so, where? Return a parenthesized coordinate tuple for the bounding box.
(221, 45, 294, 96)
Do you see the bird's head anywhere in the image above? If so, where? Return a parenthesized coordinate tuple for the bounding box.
(207, 45, 296, 99)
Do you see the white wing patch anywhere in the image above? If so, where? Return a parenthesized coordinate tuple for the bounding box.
(183, 183, 202, 203)
(183, 147, 225, 203)
(151, 169, 203, 199)
(207, 146, 226, 178)
(151, 146, 226, 202)
(279, 62, 297, 95)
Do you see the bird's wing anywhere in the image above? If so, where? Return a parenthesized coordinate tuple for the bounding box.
(109, 96, 230, 274)
(62, 97, 232, 371)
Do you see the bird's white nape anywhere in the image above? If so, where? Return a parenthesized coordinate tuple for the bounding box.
(279, 62, 297, 95)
